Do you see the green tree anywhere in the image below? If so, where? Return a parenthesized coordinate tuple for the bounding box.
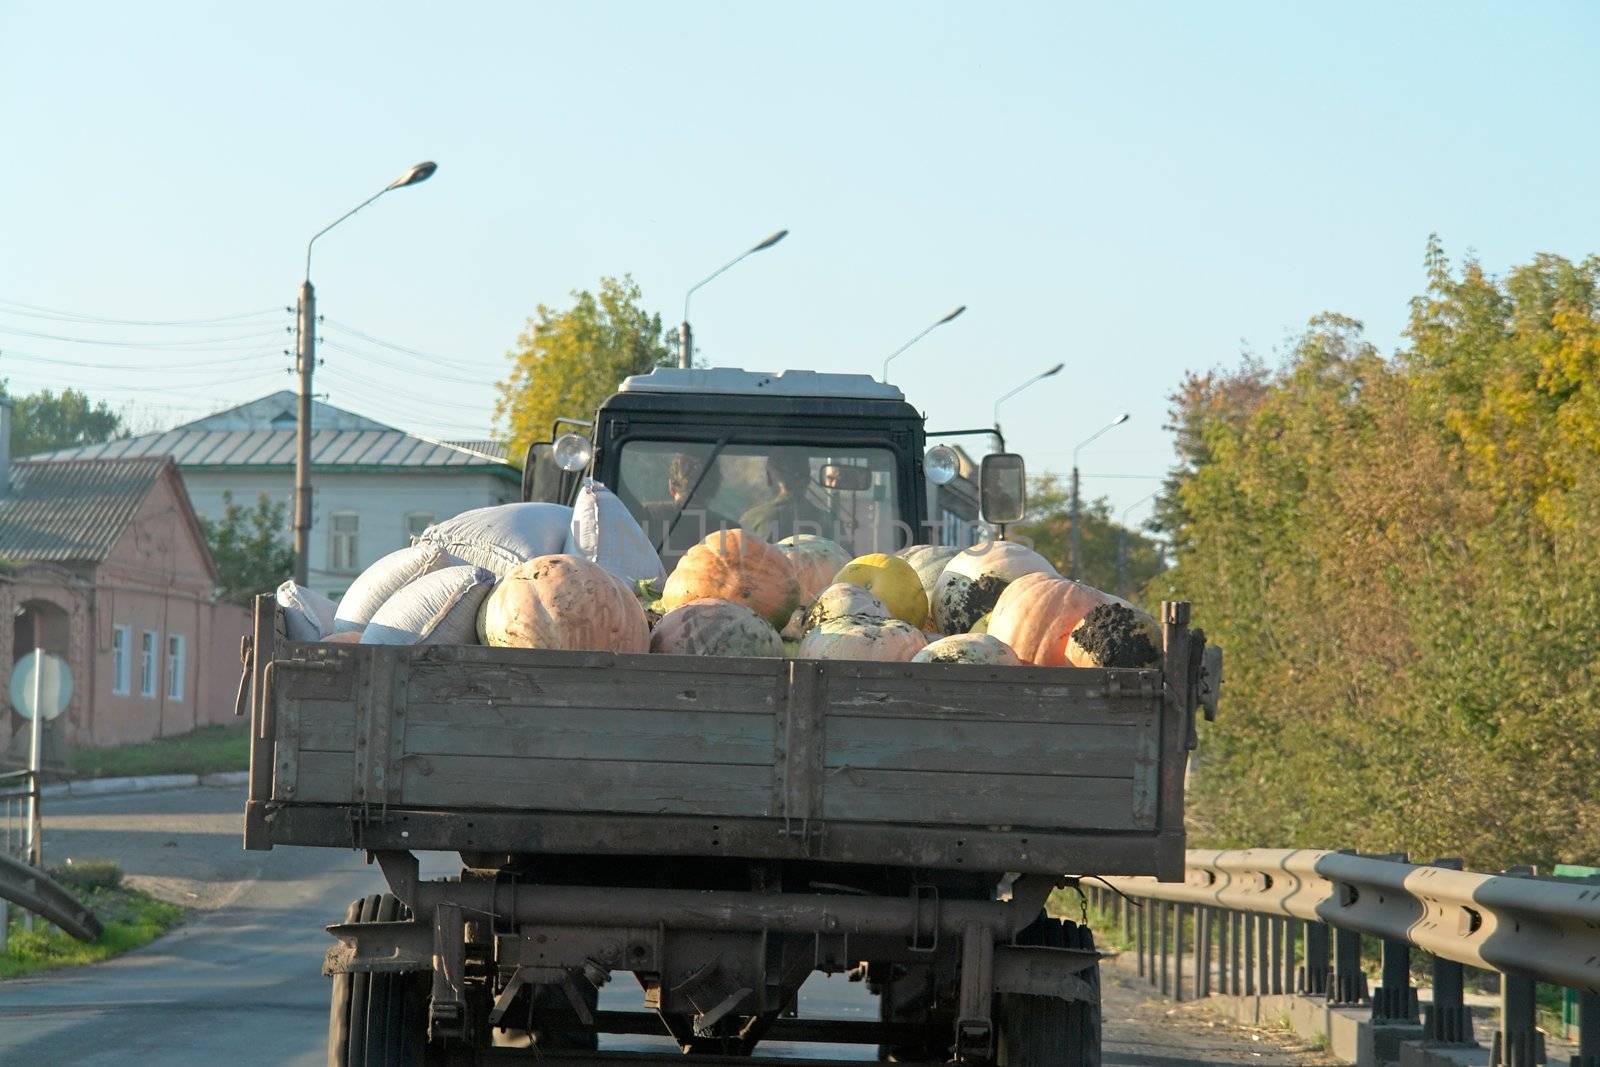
(1013, 474, 1165, 599)
(493, 275, 674, 466)
(199, 493, 294, 605)
(2, 386, 124, 456)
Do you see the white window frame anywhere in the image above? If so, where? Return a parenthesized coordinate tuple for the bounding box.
(166, 634, 186, 702)
(329, 511, 361, 574)
(112, 624, 131, 696)
(139, 630, 158, 699)
(404, 512, 435, 541)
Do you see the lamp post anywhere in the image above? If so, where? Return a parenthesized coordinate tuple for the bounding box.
(1117, 491, 1157, 598)
(1070, 412, 1130, 580)
(293, 161, 436, 586)
(679, 229, 788, 369)
(882, 305, 966, 383)
(992, 362, 1065, 444)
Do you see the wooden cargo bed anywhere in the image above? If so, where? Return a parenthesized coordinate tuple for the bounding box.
(244, 601, 1201, 879)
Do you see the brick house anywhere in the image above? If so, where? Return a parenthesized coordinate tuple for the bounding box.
(0, 400, 249, 757)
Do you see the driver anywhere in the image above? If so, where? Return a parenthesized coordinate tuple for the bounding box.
(740, 452, 835, 542)
(643, 453, 735, 553)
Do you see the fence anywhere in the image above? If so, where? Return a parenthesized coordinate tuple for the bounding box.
(0, 768, 41, 949)
(1093, 849, 1600, 1067)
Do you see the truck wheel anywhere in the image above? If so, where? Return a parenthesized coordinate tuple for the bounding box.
(994, 917, 1101, 1067)
(875, 962, 953, 1062)
(328, 894, 432, 1067)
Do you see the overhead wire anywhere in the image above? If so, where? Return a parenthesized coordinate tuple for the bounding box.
(0, 297, 284, 328)
(322, 319, 505, 376)
(0, 322, 288, 349)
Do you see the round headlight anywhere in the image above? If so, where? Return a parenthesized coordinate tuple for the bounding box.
(553, 433, 593, 473)
(924, 444, 959, 486)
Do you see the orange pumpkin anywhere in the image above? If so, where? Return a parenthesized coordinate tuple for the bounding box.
(987, 573, 1124, 667)
(479, 554, 650, 653)
(776, 535, 852, 602)
(662, 529, 803, 629)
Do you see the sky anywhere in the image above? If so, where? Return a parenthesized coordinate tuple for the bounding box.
(3, 2, 1598, 521)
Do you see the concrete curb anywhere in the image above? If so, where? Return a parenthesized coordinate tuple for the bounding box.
(36, 770, 249, 800)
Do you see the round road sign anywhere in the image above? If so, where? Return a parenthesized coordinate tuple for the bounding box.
(11, 650, 72, 721)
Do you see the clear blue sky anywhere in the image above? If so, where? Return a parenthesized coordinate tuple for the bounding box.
(3, 2, 1597, 519)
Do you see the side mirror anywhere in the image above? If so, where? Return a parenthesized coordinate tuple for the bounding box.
(816, 463, 872, 492)
(979, 453, 1027, 525)
(522, 441, 580, 505)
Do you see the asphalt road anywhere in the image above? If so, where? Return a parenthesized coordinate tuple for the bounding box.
(0, 787, 1334, 1065)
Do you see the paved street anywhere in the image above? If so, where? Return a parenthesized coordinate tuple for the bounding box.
(0, 787, 1332, 1065)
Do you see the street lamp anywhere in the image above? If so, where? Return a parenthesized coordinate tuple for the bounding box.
(992, 362, 1065, 438)
(882, 305, 967, 383)
(678, 229, 788, 369)
(1117, 491, 1157, 598)
(1070, 412, 1130, 580)
(293, 161, 437, 585)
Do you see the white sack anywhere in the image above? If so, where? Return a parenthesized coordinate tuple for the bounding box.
(277, 580, 335, 642)
(564, 478, 666, 586)
(419, 503, 572, 577)
(360, 565, 496, 646)
(334, 542, 456, 634)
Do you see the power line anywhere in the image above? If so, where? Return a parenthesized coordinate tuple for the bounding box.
(320, 339, 494, 388)
(0, 321, 287, 349)
(0, 345, 288, 374)
(0, 297, 283, 328)
(323, 319, 504, 375)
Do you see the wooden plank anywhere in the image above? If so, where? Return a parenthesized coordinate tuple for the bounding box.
(822, 671, 1163, 726)
(396, 755, 773, 817)
(1158, 603, 1192, 840)
(825, 717, 1146, 778)
(413, 644, 785, 677)
(405, 662, 780, 715)
(777, 660, 827, 834)
(821, 767, 1141, 830)
(296, 749, 357, 803)
(298, 701, 357, 753)
(401, 704, 774, 766)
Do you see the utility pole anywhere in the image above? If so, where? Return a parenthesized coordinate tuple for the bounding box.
(1070, 465, 1082, 581)
(293, 280, 315, 586)
(678, 321, 693, 369)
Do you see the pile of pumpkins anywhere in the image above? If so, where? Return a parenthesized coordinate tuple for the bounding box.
(481, 529, 1161, 670)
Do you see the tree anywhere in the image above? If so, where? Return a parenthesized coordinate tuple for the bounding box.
(2, 386, 124, 456)
(199, 493, 295, 605)
(1012, 475, 1166, 600)
(493, 275, 675, 466)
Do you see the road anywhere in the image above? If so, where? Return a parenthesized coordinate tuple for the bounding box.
(0, 787, 1333, 1065)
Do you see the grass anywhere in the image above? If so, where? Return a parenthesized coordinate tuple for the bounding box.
(0, 861, 184, 980)
(68, 723, 249, 780)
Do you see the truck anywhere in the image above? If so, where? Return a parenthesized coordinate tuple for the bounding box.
(242, 368, 1219, 1065)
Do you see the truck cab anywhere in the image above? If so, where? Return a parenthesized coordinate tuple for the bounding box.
(523, 367, 1013, 561)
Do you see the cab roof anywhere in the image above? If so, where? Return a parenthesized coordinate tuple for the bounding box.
(618, 367, 904, 401)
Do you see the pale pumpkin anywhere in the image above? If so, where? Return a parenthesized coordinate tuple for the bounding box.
(899, 544, 959, 608)
(931, 541, 1058, 634)
(776, 535, 852, 602)
(1065, 602, 1162, 668)
(834, 553, 928, 628)
(912, 633, 1022, 665)
(650, 598, 784, 658)
(797, 617, 927, 662)
(987, 573, 1127, 667)
(804, 582, 890, 631)
(479, 554, 650, 653)
(661, 529, 802, 629)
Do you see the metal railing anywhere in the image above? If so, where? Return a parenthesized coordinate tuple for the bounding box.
(1093, 849, 1600, 1067)
(0, 768, 40, 948)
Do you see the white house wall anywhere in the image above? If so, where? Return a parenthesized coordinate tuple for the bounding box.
(180, 469, 518, 598)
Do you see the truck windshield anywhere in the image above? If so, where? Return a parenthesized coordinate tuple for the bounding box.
(616, 440, 904, 562)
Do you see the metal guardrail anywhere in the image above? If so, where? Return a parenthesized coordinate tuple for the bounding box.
(0, 852, 102, 943)
(1095, 849, 1600, 1067)
(0, 767, 103, 947)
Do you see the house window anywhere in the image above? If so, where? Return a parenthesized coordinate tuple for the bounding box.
(112, 625, 131, 695)
(166, 635, 186, 702)
(329, 512, 360, 573)
(139, 631, 158, 698)
(405, 512, 434, 541)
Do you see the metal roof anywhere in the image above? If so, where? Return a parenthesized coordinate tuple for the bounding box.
(0, 457, 172, 563)
(619, 368, 904, 400)
(29, 428, 515, 471)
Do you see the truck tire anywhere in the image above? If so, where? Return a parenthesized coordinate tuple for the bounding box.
(994, 917, 1101, 1067)
(328, 894, 432, 1067)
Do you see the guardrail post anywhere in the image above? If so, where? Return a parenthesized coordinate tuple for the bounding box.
(1492, 866, 1545, 1067)
(1572, 989, 1600, 1067)
(1283, 919, 1300, 998)
(1330, 925, 1368, 1005)
(1422, 858, 1474, 1045)
(1269, 916, 1284, 995)
(1372, 852, 1419, 1024)
(1174, 903, 1186, 1002)
(1196, 906, 1211, 999)
(1244, 907, 1256, 995)
(1136, 894, 1146, 978)
(1302, 920, 1330, 995)
(1159, 901, 1170, 995)
(1231, 910, 1243, 995)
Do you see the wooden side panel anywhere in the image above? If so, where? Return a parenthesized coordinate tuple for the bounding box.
(822, 768, 1138, 829)
(825, 717, 1148, 778)
(401, 703, 774, 765)
(398, 754, 772, 817)
(296, 749, 358, 803)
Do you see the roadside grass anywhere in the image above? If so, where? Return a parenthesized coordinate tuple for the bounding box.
(68, 723, 249, 780)
(0, 861, 183, 980)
